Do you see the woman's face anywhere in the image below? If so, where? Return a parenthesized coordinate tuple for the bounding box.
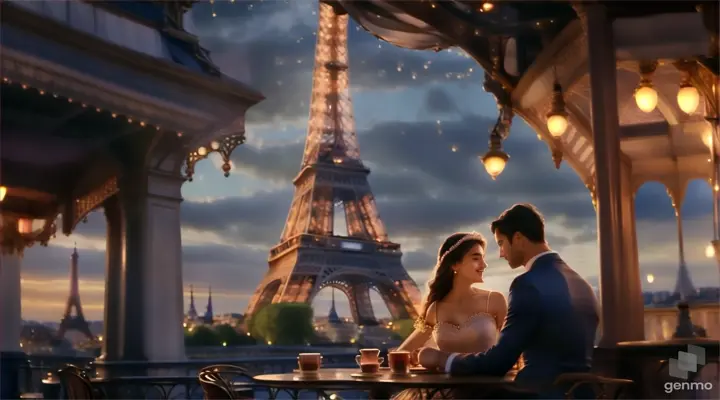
(452, 243, 487, 284)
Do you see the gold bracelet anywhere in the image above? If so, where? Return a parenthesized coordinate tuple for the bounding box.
(413, 317, 430, 333)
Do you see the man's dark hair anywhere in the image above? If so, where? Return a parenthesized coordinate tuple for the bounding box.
(490, 203, 546, 244)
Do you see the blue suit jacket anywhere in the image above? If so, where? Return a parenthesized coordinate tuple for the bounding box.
(449, 253, 599, 397)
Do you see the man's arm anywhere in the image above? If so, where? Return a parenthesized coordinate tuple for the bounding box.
(448, 278, 541, 376)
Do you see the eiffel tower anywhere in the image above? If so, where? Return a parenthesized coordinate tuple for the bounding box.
(673, 262, 697, 301)
(57, 245, 94, 340)
(245, 2, 422, 325)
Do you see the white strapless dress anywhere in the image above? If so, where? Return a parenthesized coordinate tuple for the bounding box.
(392, 313, 499, 400)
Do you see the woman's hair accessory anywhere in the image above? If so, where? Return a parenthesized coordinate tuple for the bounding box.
(437, 231, 485, 264)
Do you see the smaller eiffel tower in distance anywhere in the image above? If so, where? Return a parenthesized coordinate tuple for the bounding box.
(328, 288, 341, 324)
(673, 262, 697, 301)
(57, 245, 94, 340)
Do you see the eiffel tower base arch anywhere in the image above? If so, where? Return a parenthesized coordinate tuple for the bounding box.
(245, 241, 422, 326)
(314, 276, 418, 326)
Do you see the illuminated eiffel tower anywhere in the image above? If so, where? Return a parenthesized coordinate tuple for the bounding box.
(245, 2, 422, 325)
(57, 246, 94, 340)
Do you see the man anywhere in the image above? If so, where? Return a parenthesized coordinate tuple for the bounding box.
(418, 204, 600, 398)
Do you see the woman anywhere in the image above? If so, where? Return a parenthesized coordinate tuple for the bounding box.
(392, 232, 508, 400)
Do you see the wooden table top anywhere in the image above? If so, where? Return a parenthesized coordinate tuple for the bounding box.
(252, 368, 517, 389)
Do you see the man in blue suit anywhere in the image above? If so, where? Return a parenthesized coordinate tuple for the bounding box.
(418, 203, 600, 398)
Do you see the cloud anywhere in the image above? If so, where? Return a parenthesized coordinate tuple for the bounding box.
(423, 87, 459, 116)
(190, 1, 473, 124)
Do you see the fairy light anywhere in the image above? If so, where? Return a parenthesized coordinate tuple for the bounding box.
(1, 77, 178, 136)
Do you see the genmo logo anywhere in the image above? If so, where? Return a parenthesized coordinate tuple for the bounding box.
(663, 344, 713, 394)
(664, 381, 713, 394)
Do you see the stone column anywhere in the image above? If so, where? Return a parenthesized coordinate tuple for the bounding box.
(119, 168, 186, 362)
(0, 252, 25, 399)
(100, 196, 124, 361)
(585, 4, 644, 346)
(0, 253, 22, 352)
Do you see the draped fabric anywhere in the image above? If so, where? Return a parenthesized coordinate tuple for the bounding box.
(338, 0, 455, 50)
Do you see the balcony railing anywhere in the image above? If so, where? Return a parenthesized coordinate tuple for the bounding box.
(19, 350, 358, 399)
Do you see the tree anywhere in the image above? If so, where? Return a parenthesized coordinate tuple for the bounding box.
(391, 319, 415, 340)
(215, 324, 257, 345)
(185, 326, 219, 346)
(249, 303, 314, 345)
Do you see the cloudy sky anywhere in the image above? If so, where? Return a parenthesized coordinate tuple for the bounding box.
(19, 0, 718, 322)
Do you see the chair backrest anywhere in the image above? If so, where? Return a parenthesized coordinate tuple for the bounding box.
(57, 365, 96, 400)
(554, 372, 634, 399)
(198, 364, 252, 381)
(198, 371, 235, 400)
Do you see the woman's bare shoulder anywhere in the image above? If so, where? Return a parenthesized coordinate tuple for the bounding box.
(489, 291, 508, 309)
(424, 301, 438, 325)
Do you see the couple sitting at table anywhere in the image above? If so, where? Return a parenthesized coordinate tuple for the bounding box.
(393, 204, 600, 400)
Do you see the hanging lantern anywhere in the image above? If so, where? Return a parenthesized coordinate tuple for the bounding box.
(547, 82, 568, 137)
(677, 83, 700, 115)
(481, 124, 510, 180)
(481, 149, 509, 180)
(635, 61, 659, 113)
(635, 82, 658, 113)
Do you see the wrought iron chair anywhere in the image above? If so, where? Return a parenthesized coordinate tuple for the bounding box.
(198, 364, 255, 399)
(57, 365, 101, 400)
(198, 370, 236, 400)
(553, 372, 634, 399)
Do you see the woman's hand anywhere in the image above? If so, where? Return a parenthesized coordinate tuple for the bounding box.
(410, 348, 421, 366)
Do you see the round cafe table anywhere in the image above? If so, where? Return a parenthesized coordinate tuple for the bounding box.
(250, 367, 521, 400)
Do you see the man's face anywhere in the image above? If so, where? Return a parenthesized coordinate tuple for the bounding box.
(494, 231, 524, 269)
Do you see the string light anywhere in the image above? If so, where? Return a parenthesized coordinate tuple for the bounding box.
(0, 77, 179, 137)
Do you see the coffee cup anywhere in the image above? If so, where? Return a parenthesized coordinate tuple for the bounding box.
(388, 350, 410, 374)
(355, 349, 384, 374)
(297, 353, 322, 372)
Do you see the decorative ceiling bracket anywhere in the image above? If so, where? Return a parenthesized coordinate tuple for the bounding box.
(585, 179, 598, 212)
(64, 177, 120, 236)
(551, 142, 564, 169)
(184, 132, 246, 181)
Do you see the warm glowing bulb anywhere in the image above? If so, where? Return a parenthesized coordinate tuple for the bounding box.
(706, 243, 715, 258)
(197, 146, 208, 156)
(646, 274, 655, 283)
(547, 114, 568, 137)
(17, 218, 33, 234)
(0, 186, 6, 202)
(211, 141, 220, 150)
(481, 154, 508, 180)
(481, 2, 494, 12)
(635, 85, 658, 113)
(702, 128, 714, 150)
(677, 85, 700, 114)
